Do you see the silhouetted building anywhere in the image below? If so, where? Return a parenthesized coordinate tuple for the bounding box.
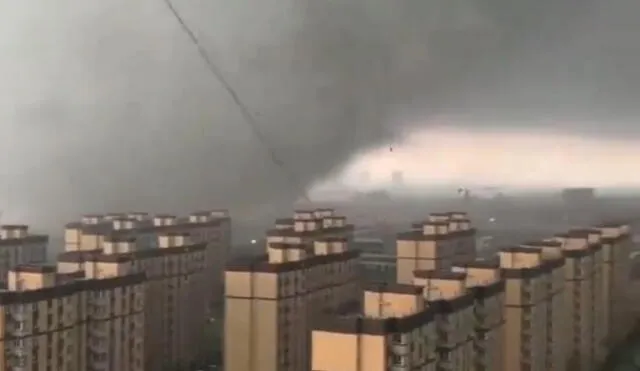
(561, 188, 597, 226)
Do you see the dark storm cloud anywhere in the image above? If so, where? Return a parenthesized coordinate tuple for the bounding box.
(0, 0, 637, 225)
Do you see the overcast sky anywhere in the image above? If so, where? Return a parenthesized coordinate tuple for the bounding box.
(0, 0, 639, 226)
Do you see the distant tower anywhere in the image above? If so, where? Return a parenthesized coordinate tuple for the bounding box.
(391, 171, 404, 186)
(561, 187, 597, 226)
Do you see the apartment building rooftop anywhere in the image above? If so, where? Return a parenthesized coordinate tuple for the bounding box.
(265, 224, 354, 237)
(226, 249, 360, 273)
(314, 282, 436, 335)
(0, 224, 47, 244)
(0, 263, 145, 305)
(499, 246, 565, 278)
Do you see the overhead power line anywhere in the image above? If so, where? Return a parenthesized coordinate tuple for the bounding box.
(162, 0, 310, 202)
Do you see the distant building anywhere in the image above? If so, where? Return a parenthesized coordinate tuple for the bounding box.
(0, 224, 48, 287)
(397, 212, 477, 283)
(561, 188, 597, 225)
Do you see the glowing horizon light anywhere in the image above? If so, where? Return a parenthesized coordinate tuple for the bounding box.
(326, 124, 640, 190)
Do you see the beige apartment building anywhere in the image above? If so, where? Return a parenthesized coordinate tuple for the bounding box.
(312, 283, 438, 371)
(551, 229, 604, 370)
(397, 214, 475, 284)
(498, 245, 565, 371)
(0, 263, 145, 371)
(225, 220, 360, 371)
(412, 270, 476, 371)
(517, 240, 568, 371)
(267, 209, 354, 245)
(0, 225, 48, 287)
(58, 232, 207, 371)
(63, 210, 230, 310)
(593, 222, 632, 347)
(410, 212, 476, 263)
(450, 260, 505, 371)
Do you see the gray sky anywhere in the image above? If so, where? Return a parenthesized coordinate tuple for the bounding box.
(0, 0, 638, 226)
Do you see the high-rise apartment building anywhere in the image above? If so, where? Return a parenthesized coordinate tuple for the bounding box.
(518, 240, 568, 371)
(594, 222, 632, 347)
(398, 212, 475, 284)
(0, 263, 145, 371)
(227, 209, 635, 371)
(267, 209, 354, 244)
(312, 283, 438, 371)
(450, 260, 505, 371)
(0, 225, 48, 287)
(551, 229, 604, 369)
(224, 209, 358, 371)
(58, 232, 208, 371)
(498, 246, 565, 371)
(62, 210, 230, 310)
(312, 262, 504, 371)
(561, 188, 597, 226)
(412, 270, 477, 371)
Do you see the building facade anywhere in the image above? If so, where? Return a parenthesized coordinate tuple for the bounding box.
(451, 260, 505, 371)
(312, 283, 438, 371)
(62, 210, 230, 311)
(58, 233, 208, 371)
(595, 222, 633, 347)
(0, 225, 48, 287)
(225, 209, 358, 371)
(0, 264, 145, 371)
(398, 212, 475, 284)
(498, 246, 565, 371)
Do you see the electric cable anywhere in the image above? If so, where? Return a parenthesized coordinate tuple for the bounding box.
(162, 0, 311, 202)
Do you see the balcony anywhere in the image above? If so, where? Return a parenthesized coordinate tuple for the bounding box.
(88, 357, 109, 370)
(436, 329, 453, 348)
(88, 340, 108, 354)
(390, 343, 410, 356)
(9, 310, 26, 322)
(390, 363, 410, 371)
(89, 324, 107, 337)
(10, 345, 28, 358)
